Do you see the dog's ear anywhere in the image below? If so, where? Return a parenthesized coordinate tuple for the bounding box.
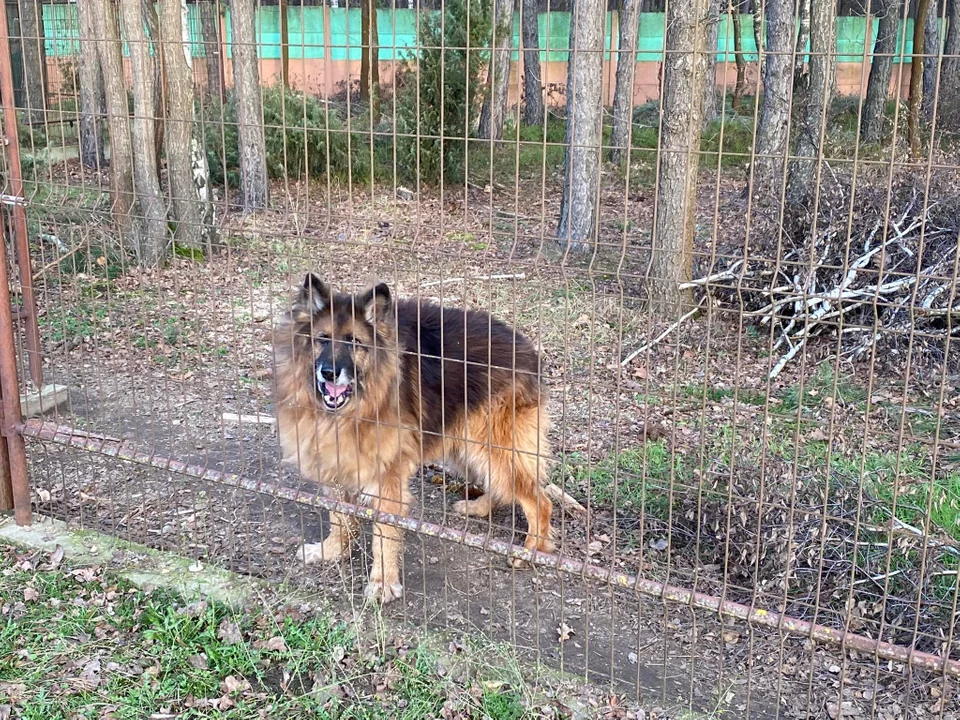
(359, 282, 392, 325)
(298, 273, 331, 314)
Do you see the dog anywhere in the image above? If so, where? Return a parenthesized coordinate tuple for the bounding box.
(273, 274, 555, 603)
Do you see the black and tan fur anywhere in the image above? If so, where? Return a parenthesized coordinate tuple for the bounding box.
(273, 274, 555, 603)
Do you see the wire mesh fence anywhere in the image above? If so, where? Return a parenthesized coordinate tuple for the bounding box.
(0, 0, 958, 716)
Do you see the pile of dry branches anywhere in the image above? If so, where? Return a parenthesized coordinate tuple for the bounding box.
(690, 168, 960, 378)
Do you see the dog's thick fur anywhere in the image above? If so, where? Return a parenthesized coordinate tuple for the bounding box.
(273, 274, 555, 603)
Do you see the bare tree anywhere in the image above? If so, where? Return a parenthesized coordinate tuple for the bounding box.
(161, 0, 216, 252)
(521, 0, 544, 126)
(18, 0, 47, 123)
(230, 0, 270, 209)
(787, 0, 835, 212)
(88, 0, 135, 230)
(280, 0, 290, 88)
(200, 0, 225, 100)
(908, 0, 932, 156)
(76, 0, 106, 169)
(751, 0, 794, 202)
(360, 0, 380, 122)
(142, 0, 166, 169)
(120, 0, 170, 265)
(938, 0, 960, 130)
(921, 0, 941, 120)
(861, 0, 901, 143)
(611, 0, 641, 163)
(648, 0, 710, 315)
(702, 0, 721, 127)
(753, 0, 765, 80)
(730, 0, 747, 110)
(794, 0, 810, 84)
(556, 0, 605, 251)
(479, 0, 515, 140)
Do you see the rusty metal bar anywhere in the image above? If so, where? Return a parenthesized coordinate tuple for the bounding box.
(17, 417, 960, 680)
(0, 213, 31, 525)
(0, 380, 11, 512)
(0, 0, 43, 389)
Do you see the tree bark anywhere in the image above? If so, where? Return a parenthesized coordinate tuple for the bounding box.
(18, 0, 47, 123)
(161, 0, 216, 252)
(730, 0, 746, 111)
(861, 0, 900, 143)
(521, 0, 544, 126)
(359, 0, 381, 123)
(648, 0, 710, 316)
(76, 0, 106, 169)
(280, 0, 290, 88)
(907, 0, 931, 157)
(702, 0, 720, 127)
(611, 0, 641, 163)
(120, 0, 170, 266)
(794, 0, 810, 85)
(753, 0, 765, 80)
(786, 0, 835, 213)
(230, 0, 269, 209)
(88, 0, 135, 230)
(750, 0, 793, 203)
(921, 0, 940, 120)
(479, 0, 514, 140)
(141, 0, 166, 169)
(200, 0, 225, 100)
(556, 0, 605, 251)
(938, 0, 960, 130)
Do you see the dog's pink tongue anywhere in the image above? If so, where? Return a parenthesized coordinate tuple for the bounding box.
(325, 382, 349, 398)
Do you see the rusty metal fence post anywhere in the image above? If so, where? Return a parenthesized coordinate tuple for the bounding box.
(0, 1, 38, 524)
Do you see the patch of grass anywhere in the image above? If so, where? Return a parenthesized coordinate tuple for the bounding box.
(777, 364, 867, 412)
(679, 383, 767, 407)
(0, 546, 547, 720)
(40, 302, 111, 345)
(558, 442, 680, 516)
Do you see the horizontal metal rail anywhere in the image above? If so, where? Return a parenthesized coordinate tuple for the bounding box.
(17, 418, 960, 680)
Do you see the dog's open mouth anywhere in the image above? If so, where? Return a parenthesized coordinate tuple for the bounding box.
(320, 380, 354, 411)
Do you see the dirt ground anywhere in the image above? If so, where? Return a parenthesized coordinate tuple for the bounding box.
(18, 161, 960, 718)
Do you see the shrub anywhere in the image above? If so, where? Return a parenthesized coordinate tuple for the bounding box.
(393, 0, 492, 185)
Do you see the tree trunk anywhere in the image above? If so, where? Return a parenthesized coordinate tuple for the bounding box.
(750, 0, 793, 203)
(753, 0, 765, 80)
(556, 0, 605, 251)
(786, 0, 835, 213)
(18, 0, 47, 123)
(479, 0, 514, 140)
(88, 0, 135, 230)
(730, 0, 746, 110)
(359, 0, 381, 123)
(907, 0, 931, 157)
(120, 0, 170, 266)
(141, 0, 166, 169)
(161, 0, 216, 253)
(649, 0, 710, 316)
(794, 0, 810, 85)
(521, 0, 544, 126)
(280, 0, 290, 88)
(76, 0, 106, 169)
(702, 0, 720, 127)
(921, 0, 939, 120)
(861, 0, 900, 143)
(611, 0, 641, 163)
(938, 0, 960, 130)
(200, 0, 225, 100)
(230, 0, 269, 209)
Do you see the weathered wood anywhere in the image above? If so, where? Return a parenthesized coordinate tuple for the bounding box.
(230, 0, 270, 209)
(479, 0, 514, 140)
(611, 0, 641, 164)
(521, 0, 544, 126)
(861, 0, 900, 143)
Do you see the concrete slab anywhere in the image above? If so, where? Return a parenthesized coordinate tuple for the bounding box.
(19, 384, 70, 417)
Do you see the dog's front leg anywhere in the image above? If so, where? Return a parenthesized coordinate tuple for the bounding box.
(363, 474, 411, 605)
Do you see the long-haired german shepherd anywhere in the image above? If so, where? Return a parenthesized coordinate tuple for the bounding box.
(273, 274, 555, 603)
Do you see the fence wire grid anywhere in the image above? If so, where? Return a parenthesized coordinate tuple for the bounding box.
(0, 0, 959, 717)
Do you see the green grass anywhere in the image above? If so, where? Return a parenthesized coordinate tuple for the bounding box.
(0, 546, 540, 720)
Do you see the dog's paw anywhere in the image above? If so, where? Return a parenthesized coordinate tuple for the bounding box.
(364, 578, 404, 604)
(299, 539, 348, 565)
